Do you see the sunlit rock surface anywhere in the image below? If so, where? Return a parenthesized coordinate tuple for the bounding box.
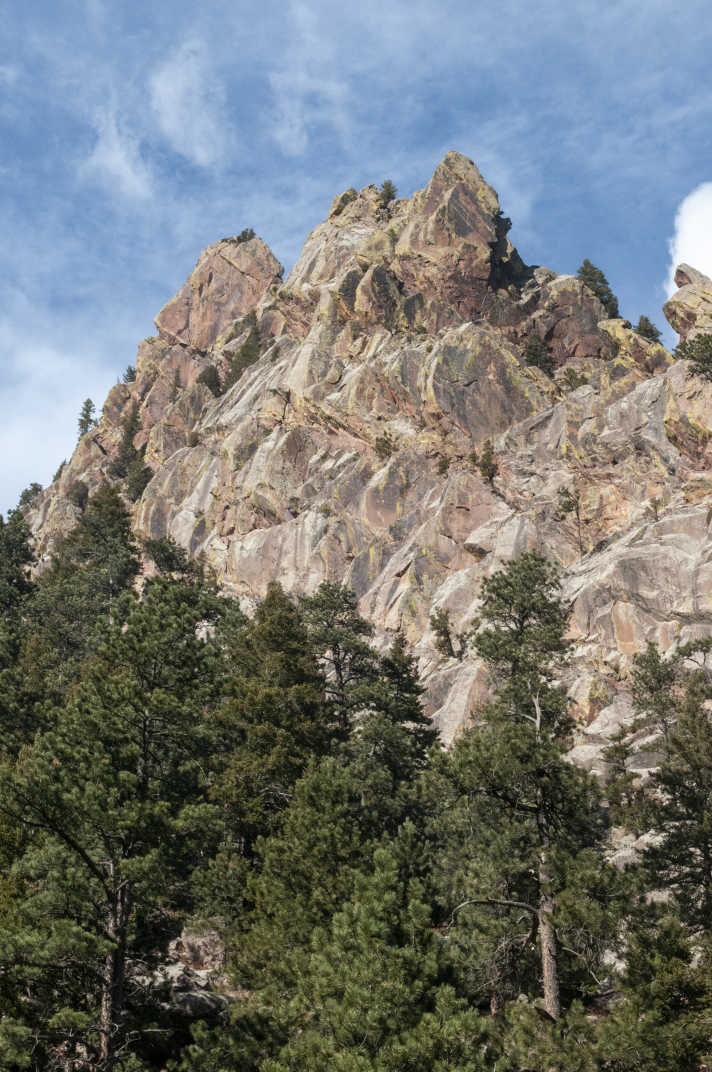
(31, 152, 712, 753)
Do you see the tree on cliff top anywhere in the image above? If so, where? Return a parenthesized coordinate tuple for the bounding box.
(577, 259, 620, 318)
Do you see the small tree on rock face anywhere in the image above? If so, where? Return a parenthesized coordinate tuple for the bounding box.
(378, 179, 397, 208)
(223, 320, 262, 392)
(524, 335, 554, 376)
(674, 332, 712, 382)
(109, 401, 140, 479)
(558, 485, 583, 556)
(122, 364, 136, 383)
(477, 440, 498, 485)
(77, 398, 97, 439)
(635, 315, 662, 343)
(17, 483, 42, 508)
(430, 607, 466, 660)
(577, 259, 620, 318)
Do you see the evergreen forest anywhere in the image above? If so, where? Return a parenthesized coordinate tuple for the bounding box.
(1, 486, 712, 1071)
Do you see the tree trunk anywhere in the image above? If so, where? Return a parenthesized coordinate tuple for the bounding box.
(537, 860, 561, 1020)
(532, 697, 561, 1020)
(99, 881, 131, 1070)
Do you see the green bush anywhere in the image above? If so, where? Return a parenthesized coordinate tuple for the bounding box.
(477, 439, 497, 484)
(374, 433, 394, 460)
(223, 321, 262, 391)
(17, 483, 42, 508)
(560, 367, 589, 391)
(524, 335, 554, 376)
(674, 332, 712, 381)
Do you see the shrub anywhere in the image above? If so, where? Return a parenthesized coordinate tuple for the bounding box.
(122, 365, 136, 383)
(222, 227, 255, 244)
(223, 320, 262, 391)
(17, 482, 43, 508)
(437, 455, 449, 475)
(197, 365, 222, 397)
(374, 433, 394, 460)
(524, 335, 554, 376)
(635, 315, 662, 343)
(477, 440, 497, 484)
(674, 332, 712, 381)
(560, 367, 589, 391)
(66, 479, 89, 511)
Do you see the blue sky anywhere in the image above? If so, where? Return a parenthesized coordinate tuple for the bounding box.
(2, 0, 712, 514)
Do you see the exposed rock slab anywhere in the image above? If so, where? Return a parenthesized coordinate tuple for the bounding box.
(28, 153, 712, 760)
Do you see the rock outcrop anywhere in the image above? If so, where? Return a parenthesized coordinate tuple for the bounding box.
(29, 152, 712, 755)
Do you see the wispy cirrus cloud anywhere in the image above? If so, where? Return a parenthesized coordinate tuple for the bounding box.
(81, 106, 153, 199)
(150, 38, 229, 168)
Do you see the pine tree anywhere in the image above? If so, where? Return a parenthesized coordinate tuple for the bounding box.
(261, 844, 490, 1072)
(430, 554, 614, 1019)
(577, 259, 620, 318)
(0, 575, 230, 1070)
(524, 335, 554, 376)
(299, 581, 379, 734)
(78, 398, 97, 439)
(596, 915, 710, 1072)
(0, 510, 35, 751)
(208, 583, 333, 865)
(477, 439, 497, 485)
(20, 484, 140, 704)
(225, 633, 436, 1005)
(109, 401, 141, 479)
(635, 315, 662, 343)
(378, 179, 397, 208)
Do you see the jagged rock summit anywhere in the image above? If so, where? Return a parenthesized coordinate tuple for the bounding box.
(30, 152, 712, 752)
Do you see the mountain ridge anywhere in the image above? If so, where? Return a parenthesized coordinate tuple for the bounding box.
(29, 151, 712, 755)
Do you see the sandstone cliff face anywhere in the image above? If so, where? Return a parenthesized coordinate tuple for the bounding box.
(30, 153, 712, 755)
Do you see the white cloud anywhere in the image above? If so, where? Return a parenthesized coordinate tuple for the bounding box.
(0, 290, 121, 515)
(82, 107, 153, 199)
(149, 39, 227, 168)
(665, 183, 712, 295)
(268, 1, 351, 156)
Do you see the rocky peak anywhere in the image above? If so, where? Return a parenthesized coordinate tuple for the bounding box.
(155, 235, 283, 351)
(284, 150, 523, 336)
(28, 156, 712, 754)
(663, 263, 712, 341)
